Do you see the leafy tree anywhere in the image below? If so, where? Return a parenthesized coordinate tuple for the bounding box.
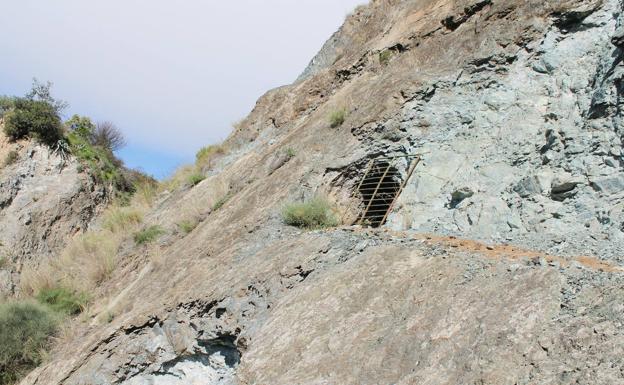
(65, 114, 95, 139)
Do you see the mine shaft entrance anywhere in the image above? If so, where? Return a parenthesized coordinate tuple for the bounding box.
(355, 155, 420, 228)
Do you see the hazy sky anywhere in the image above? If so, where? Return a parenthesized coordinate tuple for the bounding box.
(0, 0, 365, 178)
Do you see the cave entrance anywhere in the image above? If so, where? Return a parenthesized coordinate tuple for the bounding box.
(355, 155, 420, 228)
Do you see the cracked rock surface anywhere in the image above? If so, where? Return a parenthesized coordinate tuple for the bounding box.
(0, 132, 108, 297)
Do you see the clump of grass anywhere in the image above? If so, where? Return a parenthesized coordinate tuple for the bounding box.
(196, 144, 226, 169)
(0, 256, 9, 269)
(102, 205, 143, 233)
(212, 194, 231, 211)
(3, 150, 19, 167)
(134, 225, 165, 245)
(0, 300, 59, 385)
(285, 147, 296, 158)
(282, 197, 339, 229)
(36, 286, 88, 315)
(329, 108, 347, 128)
(379, 49, 393, 65)
(177, 219, 199, 234)
(187, 172, 205, 187)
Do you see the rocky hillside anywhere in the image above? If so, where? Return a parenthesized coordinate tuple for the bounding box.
(0, 130, 108, 297)
(14, 0, 624, 384)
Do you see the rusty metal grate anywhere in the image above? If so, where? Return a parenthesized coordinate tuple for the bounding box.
(355, 154, 420, 227)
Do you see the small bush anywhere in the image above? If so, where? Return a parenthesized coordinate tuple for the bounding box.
(379, 50, 393, 65)
(3, 150, 19, 167)
(282, 197, 338, 229)
(177, 219, 199, 234)
(65, 114, 95, 139)
(285, 147, 296, 158)
(36, 286, 88, 315)
(0, 301, 58, 384)
(67, 131, 127, 190)
(187, 172, 205, 187)
(329, 108, 347, 128)
(134, 225, 165, 245)
(3, 99, 63, 146)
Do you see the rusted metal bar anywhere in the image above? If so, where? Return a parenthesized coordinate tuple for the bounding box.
(379, 156, 421, 226)
(358, 161, 392, 225)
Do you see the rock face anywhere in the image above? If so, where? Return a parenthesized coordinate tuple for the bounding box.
(17, 0, 624, 384)
(0, 131, 107, 296)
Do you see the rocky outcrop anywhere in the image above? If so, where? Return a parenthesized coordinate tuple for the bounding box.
(17, 0, 624, 384)
(0, 131, 108, 296)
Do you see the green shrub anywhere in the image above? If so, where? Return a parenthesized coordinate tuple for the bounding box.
(134, 225, 165, 245)
(285, 147, 296, 158)
(0, 96, 15, 118)
(187, 172, 205, 187)
(282, 197, 338, 229)
(0, 301, 58, 384)
(329, 108, 347, 128)
(65, 114, 95, 140)
(177, 219, 199, 234)
(3, 99, 63, 146)
(67, 131, 127, 190)
(3, 151, 19, 167)
(36, 286, 88, 315)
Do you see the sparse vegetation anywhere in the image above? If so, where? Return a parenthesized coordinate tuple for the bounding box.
(187, 172, 205, 187)
(329, 108, 347, 128)
(134, 225, 165, 245)
(196, 144, 226, 170)
(0, 256, 9, 269)
(212, 194, 231, 211)
(177, 218, 199, 234)
(2, 151, 18, 167)
(0, 301, 59, 385)
(101, 205, 144, 233)
(379, 49, 393, 65)
(161, 143, 227, 192)
(282, 197, 339, 229)
(285, 147, 296, 158)
(60, 232, 121, 290)
(36, 286, 88, 316)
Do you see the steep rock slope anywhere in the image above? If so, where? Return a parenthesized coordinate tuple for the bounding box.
(0, 130, 108, 296)
(21, 0, 624, 384)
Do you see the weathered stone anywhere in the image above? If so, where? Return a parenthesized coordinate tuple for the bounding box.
(591, 174, 624, 195)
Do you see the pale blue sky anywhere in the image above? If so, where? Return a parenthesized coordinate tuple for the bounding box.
(0, 0, 365, 178)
